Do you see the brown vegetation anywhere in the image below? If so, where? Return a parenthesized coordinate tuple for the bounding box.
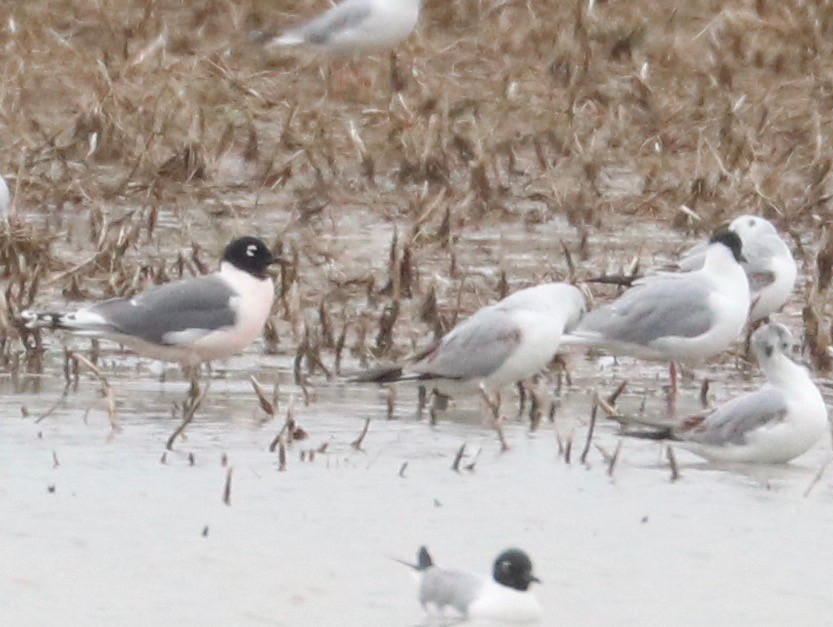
(2, 0, 833, 376)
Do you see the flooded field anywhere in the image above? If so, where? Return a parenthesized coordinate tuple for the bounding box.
(3, 324, 833, 625)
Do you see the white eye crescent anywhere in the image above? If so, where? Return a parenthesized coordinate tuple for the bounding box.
(246, 244, 257, 257)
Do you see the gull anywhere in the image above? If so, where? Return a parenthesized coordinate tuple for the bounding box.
(396, 546, 542, 623)
(562, 229, 750, 405)
(22, 236, 282, 371)
(621, 323, 829, 464)
(267, 0, 421, 54)
(351, 282, 586, 405)
(677, 215, 797, 322)
(0, 173, 10, 216)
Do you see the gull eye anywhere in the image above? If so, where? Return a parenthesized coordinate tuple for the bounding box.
(246, 244, 257, 257)
(765, 344, 773, 357)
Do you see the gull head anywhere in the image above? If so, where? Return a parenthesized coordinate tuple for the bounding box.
(751, 323, 797, 362)
(709, 228, 745, 263)
(492, 548, 540, 591)
(729, 214, 778, 242)
(223, 236, 278, 278)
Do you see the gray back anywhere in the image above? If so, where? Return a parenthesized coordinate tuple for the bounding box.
(90, 274, 237, 346)
(578, 274, 713, 346)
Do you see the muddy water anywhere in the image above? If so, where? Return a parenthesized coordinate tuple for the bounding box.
(3, 343, 833, 626)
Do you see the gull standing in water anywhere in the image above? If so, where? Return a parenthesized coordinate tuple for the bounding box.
(396, 546, 542, 623)
(621, 324, 828, 464)
(351, 282, 586, 409)
(22, 237, 282, 373)
(562, 229, 750, 407)
(677, 215, 797, 323)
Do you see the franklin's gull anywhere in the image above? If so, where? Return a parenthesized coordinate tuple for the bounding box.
(398, 546, 542, 623)
(22, 236, 280, 368)
(678, 215, 797, 322)
(623, 324, 828, 464)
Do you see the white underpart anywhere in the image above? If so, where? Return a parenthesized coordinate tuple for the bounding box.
(182, 264, 274, 365)
(467, 580, 542, 623)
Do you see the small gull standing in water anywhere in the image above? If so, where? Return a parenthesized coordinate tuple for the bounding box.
(621, 323, 828, 464)
(22, 236, 282, 372)
(677, 215, 797, 323)
(396, 546, 542, 623)
(562, 229, 750, 406)
(351, 282, 586, 406)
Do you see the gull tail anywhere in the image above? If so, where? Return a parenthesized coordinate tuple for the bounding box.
(21, 309, 108, 335)
(621, 427, 675, 441)
(391, 546, 433, 571)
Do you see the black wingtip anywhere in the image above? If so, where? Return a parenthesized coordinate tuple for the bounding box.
(622, 427, 675, 441)
(417, 546, 433, 570)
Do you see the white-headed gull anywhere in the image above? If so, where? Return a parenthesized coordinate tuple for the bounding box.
(397, 546, 542, 623)
(352, 282, 586, 399)
(268, 0, 421, 54)
(624, 323, 829, 464)
(677, 215, 797, 322)
(563, 229, 750, 403)
(22, 237, 280, 368)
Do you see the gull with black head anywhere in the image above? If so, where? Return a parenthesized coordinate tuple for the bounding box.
(22, 236, 282, 373)
(562, 229, 750, 408)
(396, 546, 542, 623)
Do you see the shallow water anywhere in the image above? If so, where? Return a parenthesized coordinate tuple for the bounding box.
(3, 346, 833, 626)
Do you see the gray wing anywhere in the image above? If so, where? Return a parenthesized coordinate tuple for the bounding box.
(676, 241, 707, 272)
(411, 305, 521, 380)
(677, 386, 788, 446)
(288, 0, 373, 45)
(88, 274, 236, 346)
(577, 274, 713, 346)
(419, 568, 484, 615)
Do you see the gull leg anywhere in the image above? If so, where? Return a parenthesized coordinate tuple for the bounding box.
(667, 362, 678, 416)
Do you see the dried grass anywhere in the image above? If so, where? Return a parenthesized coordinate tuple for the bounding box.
(1, 0, 833, 375)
